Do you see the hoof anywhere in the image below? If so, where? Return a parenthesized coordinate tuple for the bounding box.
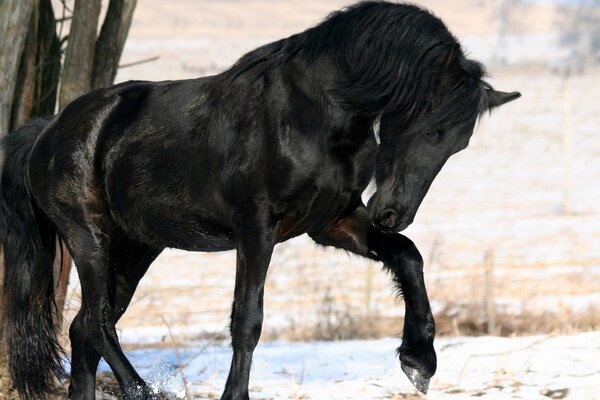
(401, 363, 431, 394)
(398, 344, 436, 394)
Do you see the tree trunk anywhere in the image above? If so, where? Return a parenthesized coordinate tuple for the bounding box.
(10, 1, 38, 131)
(9, 0, 60, 130)
(32, 0, 61, 118)
(59, 0, 101, 109)
(93, 0, 137, 90)
(0, 0, 34, 139)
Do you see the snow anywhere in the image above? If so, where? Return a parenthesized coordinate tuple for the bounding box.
(98, 332, 600, 399)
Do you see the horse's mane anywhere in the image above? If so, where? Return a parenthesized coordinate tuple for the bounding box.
(223, 1, 487, 129)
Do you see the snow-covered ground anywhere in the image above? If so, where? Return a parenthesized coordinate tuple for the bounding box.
(99, 332, 600, 400)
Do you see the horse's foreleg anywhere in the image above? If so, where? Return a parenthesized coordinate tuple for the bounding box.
(370, 230, 436, 394)
(222, 213, 275, 400)
(310, 206, 436, 394)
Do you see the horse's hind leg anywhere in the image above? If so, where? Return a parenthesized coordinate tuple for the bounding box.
(310, 206, 436, 394)
(67, 228, 162, 400)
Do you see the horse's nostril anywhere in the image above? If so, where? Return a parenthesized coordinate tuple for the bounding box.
(378, 208, 399, 229)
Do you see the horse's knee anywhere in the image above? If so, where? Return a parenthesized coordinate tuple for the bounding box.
(400, 242, 424, 272)
(379, 235, 423, 273)
(231, 304, 263, 352)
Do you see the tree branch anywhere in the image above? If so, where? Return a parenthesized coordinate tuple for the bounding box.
(10, 0, 61, 129)
(92, 0, 137, 90)
(58, 0, 101, 110)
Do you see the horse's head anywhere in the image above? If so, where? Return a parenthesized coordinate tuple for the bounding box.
(367, 48, 520, 232)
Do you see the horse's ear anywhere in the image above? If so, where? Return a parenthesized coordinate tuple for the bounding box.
(487, 89, 521, 109)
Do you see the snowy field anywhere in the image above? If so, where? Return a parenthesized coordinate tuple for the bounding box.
(97, 332, 600, 400)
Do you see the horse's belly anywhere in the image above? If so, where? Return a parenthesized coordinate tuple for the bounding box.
(113, 203, 236, 251)
(106, 170, 235, 251)
(153, 223, 236, 252)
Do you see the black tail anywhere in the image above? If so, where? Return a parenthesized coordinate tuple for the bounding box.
(0, 117, 65, 399)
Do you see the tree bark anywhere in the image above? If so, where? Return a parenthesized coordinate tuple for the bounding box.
(59, 0, 101, 110)
(32, 0, 61, 118)
(0, 0, 34, 139)
(93, 0, 137, 90)
(10, 1, 39, 131)
(9, 0, 60, 130)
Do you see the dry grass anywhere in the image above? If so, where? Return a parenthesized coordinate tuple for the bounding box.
(265, 300, 600, 343)
(434, 303, 600, 337)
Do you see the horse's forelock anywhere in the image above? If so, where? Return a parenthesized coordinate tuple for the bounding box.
(428, 59, 488, 130)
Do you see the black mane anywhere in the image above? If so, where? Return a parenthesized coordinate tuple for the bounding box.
(223, 1, 487, 128)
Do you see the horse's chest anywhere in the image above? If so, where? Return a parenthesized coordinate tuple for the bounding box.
(275, 149, 374, 240)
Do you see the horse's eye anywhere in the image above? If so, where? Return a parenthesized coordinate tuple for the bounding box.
(424, 129, 444, 141)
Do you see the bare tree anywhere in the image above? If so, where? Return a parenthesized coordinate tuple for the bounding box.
(59, 0, 102, 109)
(10, 0, 61, 131)
(0, 0, 34, 141)
(93, 0, 138, 90)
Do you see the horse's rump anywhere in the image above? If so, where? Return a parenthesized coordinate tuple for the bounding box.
(28, 79, 236, 250)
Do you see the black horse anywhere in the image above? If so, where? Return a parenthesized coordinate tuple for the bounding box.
(0, 2, 519, 399)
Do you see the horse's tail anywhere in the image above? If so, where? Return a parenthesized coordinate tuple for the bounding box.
(0, 117, 65, 399)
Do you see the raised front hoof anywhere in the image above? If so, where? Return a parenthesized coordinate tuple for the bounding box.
(401, 364, 431, 394)
(398, 345, 437, 395)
